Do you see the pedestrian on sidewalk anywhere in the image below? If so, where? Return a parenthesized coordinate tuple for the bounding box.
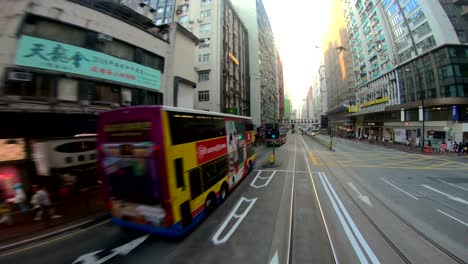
(441, 142, 447, 154)
(0, 188, 13, 225)
(32, 185, 62, 223)
(13, 182, 28, 213)
(458, 142, 463, 156)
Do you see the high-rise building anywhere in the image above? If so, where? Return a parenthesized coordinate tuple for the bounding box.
(277, 50, 285, 120)
(230, 0, 278, 127)
(319, 65, 328, 116)
(256, 0, 279, 125)
(323, 0, 355, 136)
(175, 0, 250, 116)
(342, 0, 468, 144)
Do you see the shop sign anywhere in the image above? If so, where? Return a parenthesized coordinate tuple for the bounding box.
(228, 53, 239, 65)
(348, 105, 359, 113)
(360, 97, 388, 108)
(15, 35, 161, 90)
(430, 130, 435, 135)
(452, 105, 458, 121)
(226, 108, 238, 115)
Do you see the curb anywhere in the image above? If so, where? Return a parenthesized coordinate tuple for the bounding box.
(0, 214, 109, 253)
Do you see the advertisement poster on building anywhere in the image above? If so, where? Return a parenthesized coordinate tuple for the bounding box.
(225, 120, 246, 187)
(394, 129, 406, 143)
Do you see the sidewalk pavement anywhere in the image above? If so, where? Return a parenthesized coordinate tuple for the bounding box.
(0, 187, 108, 252)
(310, 133, 468, 161)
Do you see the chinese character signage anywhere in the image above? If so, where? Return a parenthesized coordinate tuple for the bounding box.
(15, 35, 161, 90)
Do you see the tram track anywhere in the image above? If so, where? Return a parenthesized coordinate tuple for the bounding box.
(301, 134, 466, 264)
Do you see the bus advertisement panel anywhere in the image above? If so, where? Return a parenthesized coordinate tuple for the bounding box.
(98, 106, 256, 238)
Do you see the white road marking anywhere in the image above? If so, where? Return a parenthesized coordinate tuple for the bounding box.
(250, 170, 277, 188)
(269, 250, 279, 264)
(437, 209, 468, 227)
(318, 173, 370, 264)
(437, 179, 468, 193)
(422, 184, 468, 205)
(212, 196, 257, 245)
(72, 235, 149, 264)
(321, 173, 381, 264)
(253, 169, 311, 173)
(348, 182, 373, 207)
(381, 178, 419, 200)
(300, 135, 339, 263)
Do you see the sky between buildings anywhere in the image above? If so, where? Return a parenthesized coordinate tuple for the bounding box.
(263, 0, 333, 111)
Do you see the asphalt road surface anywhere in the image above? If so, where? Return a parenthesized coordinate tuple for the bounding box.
(1, 133, 467, 264)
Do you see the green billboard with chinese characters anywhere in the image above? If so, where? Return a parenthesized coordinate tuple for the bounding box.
(14, 35, 161, 90)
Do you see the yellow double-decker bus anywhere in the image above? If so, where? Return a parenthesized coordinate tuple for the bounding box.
(98, 106, 256, 238)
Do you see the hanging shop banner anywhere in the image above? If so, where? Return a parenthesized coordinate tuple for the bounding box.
(15, 35, 161, 90)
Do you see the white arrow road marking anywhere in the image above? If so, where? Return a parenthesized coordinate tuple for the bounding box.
(72, 235, 149, 264)
(422, 185, 468, 205)
(437, 179, 468, 193)
(250, 170, 277, 189)
(72, 250, 103, 264)
(212, 196, 257, 245)
(269, 251, 279, 264)
(319, 173, 380, 264)
(348, 182, 373, 207)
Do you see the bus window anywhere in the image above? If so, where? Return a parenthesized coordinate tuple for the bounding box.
(174, 158, 184, 189)
(189, 168, 202, 199)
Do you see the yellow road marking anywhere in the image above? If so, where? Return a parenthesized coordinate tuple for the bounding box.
(0, 220, 110, 257)
(379, 156, 433, 166)
(309, 151, 318, 165)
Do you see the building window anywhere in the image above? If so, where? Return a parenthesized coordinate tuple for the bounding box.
(390, 12, 403, 27)
(179, 15, 189, 24)
(201, 10, 212, 18)
(198, 90, 210, 101)
(408, 9, 425, 26)
(156, 18, 163, 25)
(200, 38, 210, 48)
(416, 36, 436, 52)
(164, 18, 170, 24)
(5, 75, 55, 98)
(412, 22, 431, 38)
(157, 7, 164, 13)
(201, 0, 212, 6)
(199, 54, 210, 63)
(180, 4, 189, 11)
(404, 0, 419, 14)
(200, 23, 211, 33)
(198, 71, 210, 81)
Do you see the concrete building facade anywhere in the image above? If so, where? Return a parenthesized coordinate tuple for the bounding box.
(342, 0, 468, 144)
(175, 0, 250, 117)
(0, 0, 198, 193)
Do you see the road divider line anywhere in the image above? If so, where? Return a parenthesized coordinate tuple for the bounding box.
(437, 179, 468, 193)
(381, 178, 419, 200)
(318, 172, 369, 264)
(422, 184, 468, 205)
(321, 172, 380, 264)
(437, 209, 468, 227)
(309, 151, 318, 165)
(212, 196, 257, 245)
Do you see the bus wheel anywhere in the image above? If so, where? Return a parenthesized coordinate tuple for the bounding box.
(220, 183, 229, 202)
(205, 193, 217, 216)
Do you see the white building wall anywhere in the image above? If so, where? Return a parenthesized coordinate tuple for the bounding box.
(176, 0, 222, 112)
(420, 1, 460, 46)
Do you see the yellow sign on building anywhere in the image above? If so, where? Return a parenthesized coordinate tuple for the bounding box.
(360, 97, 388, 108)
(228, 53, 239, 65)
(348, 105, 359, 113)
